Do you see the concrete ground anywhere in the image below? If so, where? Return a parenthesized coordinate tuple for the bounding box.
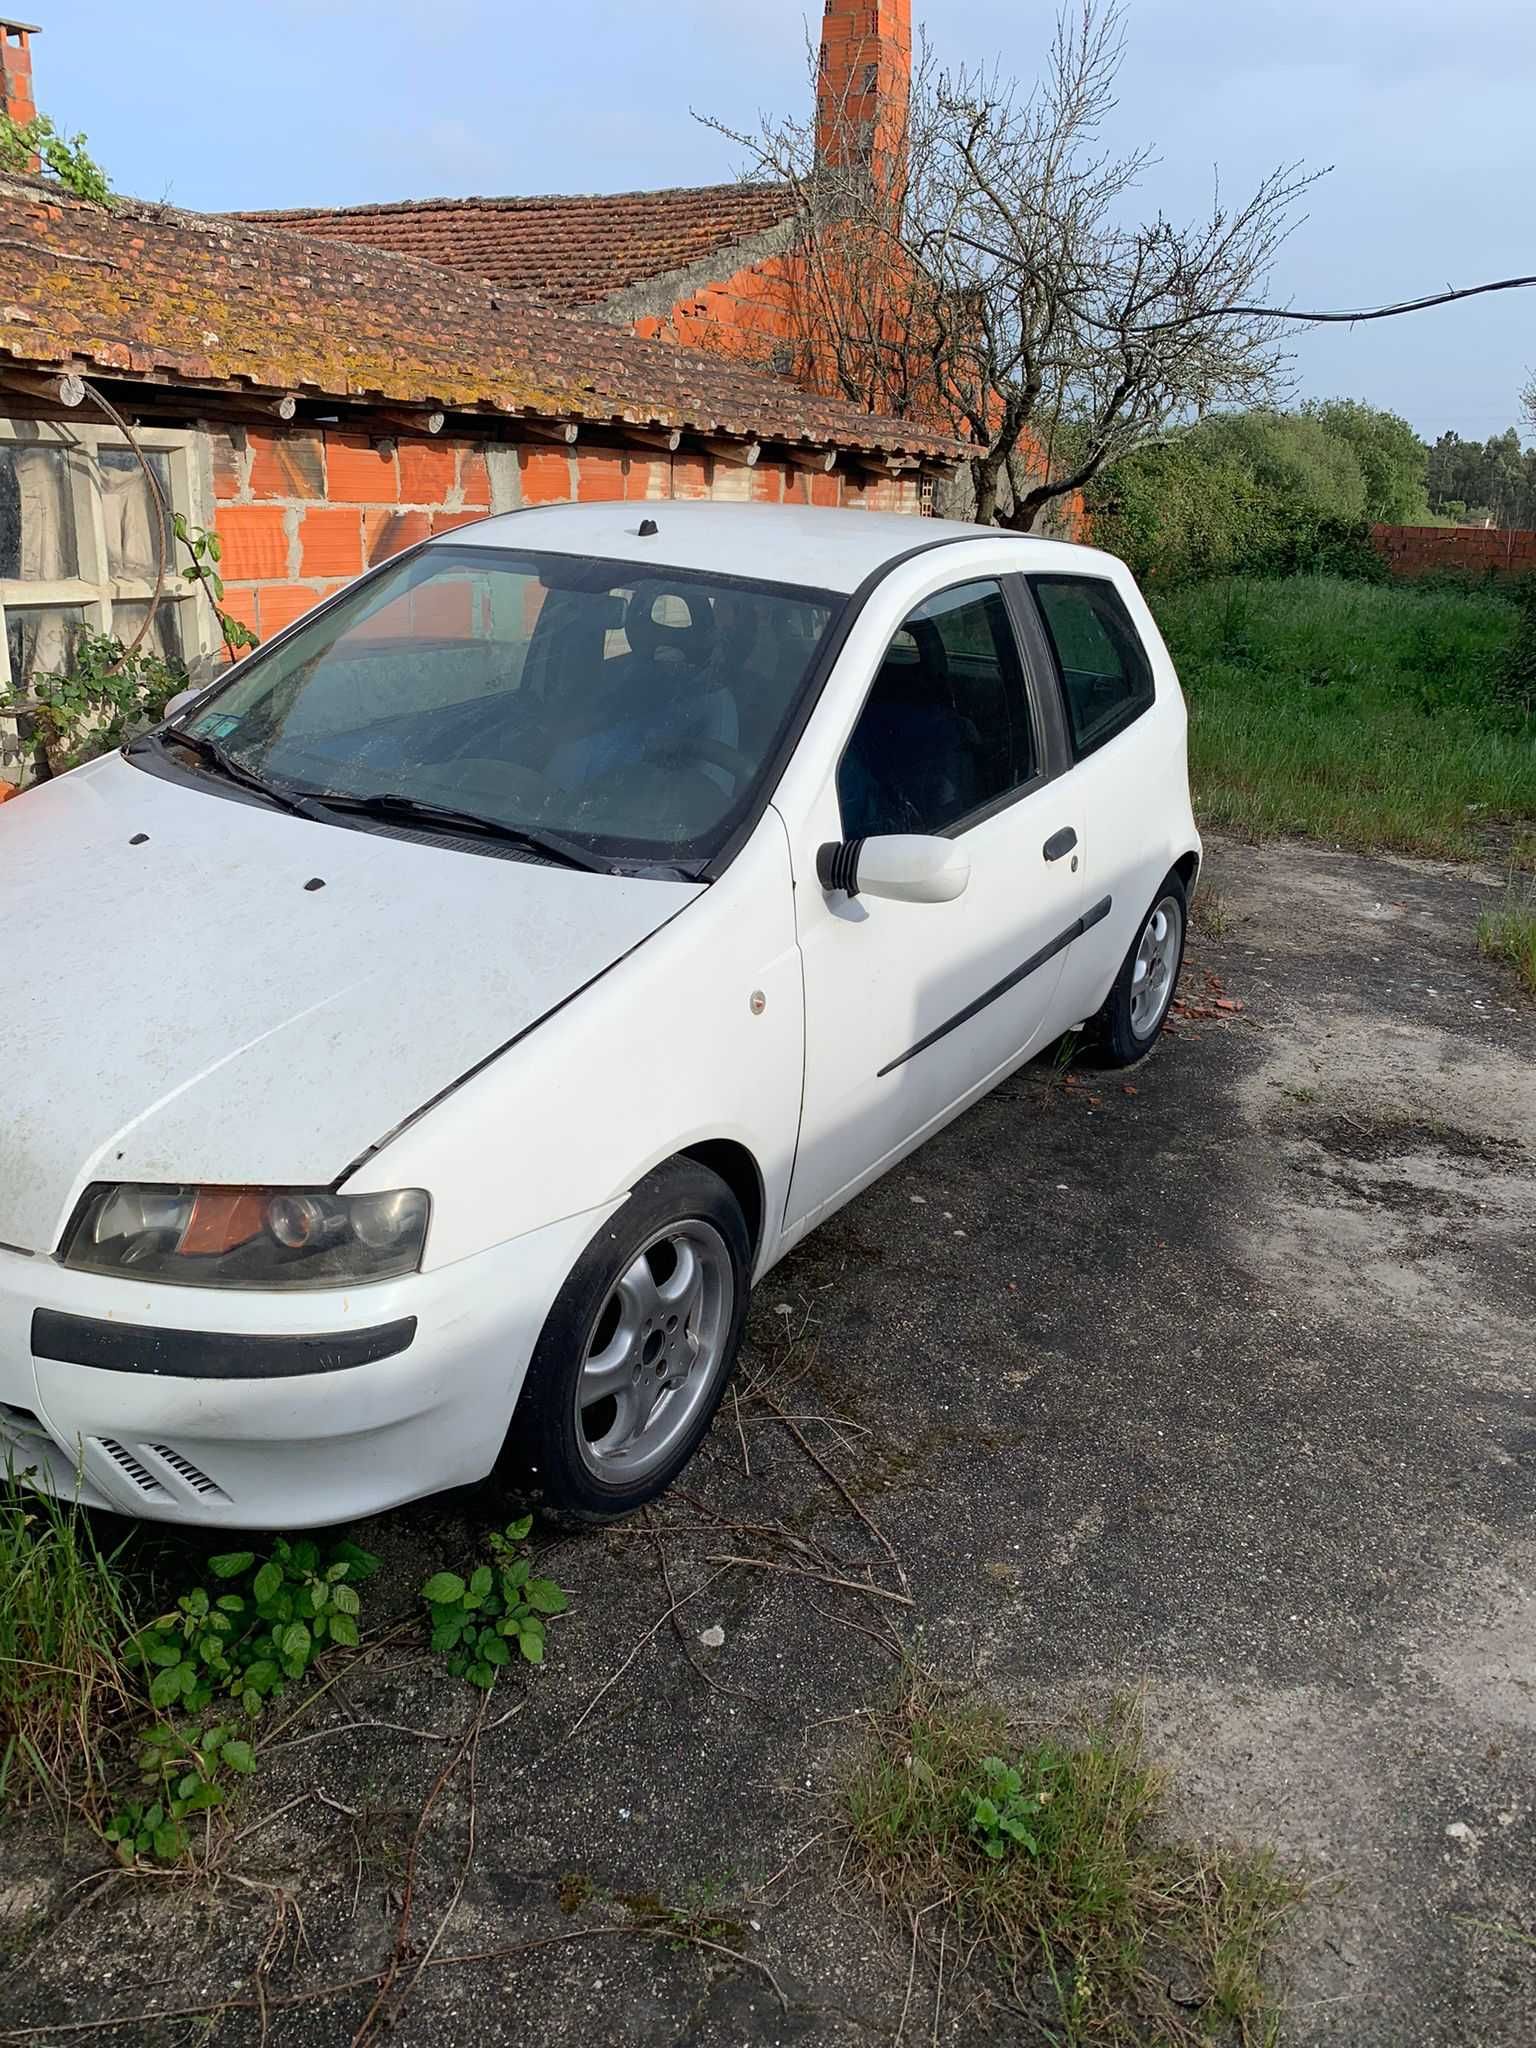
(3, 835, 1533, 2046)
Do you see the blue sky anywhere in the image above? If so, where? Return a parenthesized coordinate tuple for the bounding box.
(30, 0, 1536, 442)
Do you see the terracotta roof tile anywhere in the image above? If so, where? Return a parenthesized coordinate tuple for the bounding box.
(0, 178, 966, 462)
(232, 184, 797, 305)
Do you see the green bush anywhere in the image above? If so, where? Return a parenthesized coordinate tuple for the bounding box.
(2, 629, 188, 778)
(1088, 399, 1427, 587)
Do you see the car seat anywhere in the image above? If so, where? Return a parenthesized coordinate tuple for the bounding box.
(838, 617, 981, 837)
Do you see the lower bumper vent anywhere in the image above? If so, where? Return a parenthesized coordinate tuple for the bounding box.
(95, 1438, 169, 1498)
(91, 1436, 231, 1505)
(150, 1444, 229, 1501)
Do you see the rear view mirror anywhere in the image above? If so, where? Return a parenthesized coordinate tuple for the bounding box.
(816, 834, 970, 905)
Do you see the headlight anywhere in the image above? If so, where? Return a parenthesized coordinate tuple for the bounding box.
(59, 1184, 430, 1290)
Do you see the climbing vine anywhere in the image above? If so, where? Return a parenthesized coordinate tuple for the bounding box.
(0, 111, 110, 203)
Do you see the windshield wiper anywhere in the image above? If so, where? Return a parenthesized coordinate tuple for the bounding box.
(308, 790, 614, 873)
(137, 727, 334, 824)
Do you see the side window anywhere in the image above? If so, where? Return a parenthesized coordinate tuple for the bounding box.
(837, 579, 1036, 839)
(1029, 575, 1155, 759)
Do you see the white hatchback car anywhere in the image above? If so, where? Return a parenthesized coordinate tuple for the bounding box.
(1, 503, 1198, 1527)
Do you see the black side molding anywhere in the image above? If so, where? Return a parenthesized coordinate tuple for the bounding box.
(31, 1309, 417, 1381)
(877, 895, 1112, 1076)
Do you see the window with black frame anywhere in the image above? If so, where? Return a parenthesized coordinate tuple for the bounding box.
(1029, 574, 1155, 759)
(838, 578, 1036, 839)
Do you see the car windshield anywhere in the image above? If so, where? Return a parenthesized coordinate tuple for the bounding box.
(173, 544, 840, 868)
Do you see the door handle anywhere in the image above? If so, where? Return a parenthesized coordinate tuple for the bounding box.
(1043, 826, 1078, 863)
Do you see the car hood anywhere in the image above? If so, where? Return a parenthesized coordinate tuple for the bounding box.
(0, 755, 699, 1255)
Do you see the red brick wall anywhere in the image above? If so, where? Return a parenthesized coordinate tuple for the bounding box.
(212, 424, 492, 647)
(633, 252, 799, 368)
(1371, 523, 1536, 579)
(515, 443, 919, 513)
(208, 424, 923, 655)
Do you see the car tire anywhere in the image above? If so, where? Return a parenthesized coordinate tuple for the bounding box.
(512, 1159, 751, 1518)
(1087, 869, 1188, 1068)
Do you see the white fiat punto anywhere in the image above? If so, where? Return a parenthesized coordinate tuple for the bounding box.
(1, 503, 1198, 1526)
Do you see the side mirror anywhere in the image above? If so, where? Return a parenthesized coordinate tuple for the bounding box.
(816, 833, 970, 905)
(162, 686, 202, 723)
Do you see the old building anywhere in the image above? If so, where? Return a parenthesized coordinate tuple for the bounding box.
(238, 1, 914, 378)
(0, 12, 965, 783)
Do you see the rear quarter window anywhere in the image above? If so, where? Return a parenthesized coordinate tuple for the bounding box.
(1029, 574, 1156, 760)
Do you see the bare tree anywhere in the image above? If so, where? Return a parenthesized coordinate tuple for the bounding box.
(1522, 370, 1536, 437)
(704, 1, 1323, 528)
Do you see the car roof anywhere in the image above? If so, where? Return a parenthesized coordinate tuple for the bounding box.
(437, 499, 1109, 596)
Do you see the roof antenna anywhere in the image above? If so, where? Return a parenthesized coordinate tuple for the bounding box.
(637, 517, 658, 537)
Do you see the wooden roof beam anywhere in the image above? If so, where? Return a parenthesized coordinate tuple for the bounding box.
(700, 437, 761, 467)
(367, 406, 445, 436)
(0, 367, 85, 407)
(852, 453, 923, 477)
(622, 426, 683, 452)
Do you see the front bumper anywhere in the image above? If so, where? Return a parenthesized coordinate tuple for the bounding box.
(0, 1202, 616, 1527)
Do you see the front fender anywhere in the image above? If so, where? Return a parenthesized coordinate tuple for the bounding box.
(346, 812, 804, 1274)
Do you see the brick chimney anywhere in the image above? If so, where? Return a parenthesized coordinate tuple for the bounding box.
(0, 17, 38, 168)
(816, 0, 911, 191)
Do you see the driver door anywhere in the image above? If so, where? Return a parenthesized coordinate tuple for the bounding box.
(782, 574, 1084, 1234)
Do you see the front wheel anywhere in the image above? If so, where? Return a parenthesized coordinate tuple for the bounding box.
(1089, 871, 1188, 1068)
(513, 1160, 750, 1517)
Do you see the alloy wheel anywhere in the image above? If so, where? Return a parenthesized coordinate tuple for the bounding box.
(575, 1220, 735, 1483)
(1129, 894, 1183, 1037)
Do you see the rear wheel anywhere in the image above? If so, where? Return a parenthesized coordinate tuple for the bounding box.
(514, 1160, 750, 1516)
(1089, 871, 1187, 1068)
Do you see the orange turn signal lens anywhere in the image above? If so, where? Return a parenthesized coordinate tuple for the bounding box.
(177, 1190, 270, 1257)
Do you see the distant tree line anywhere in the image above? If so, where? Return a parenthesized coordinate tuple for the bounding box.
(1424, 429, 1536, 531)
(1088, 400, 1536, 583)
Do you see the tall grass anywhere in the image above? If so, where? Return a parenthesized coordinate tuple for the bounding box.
(0, 1484, 137, 1812)
(843, 1682, 1303, 2044)
(1153, 575, 1536, 857)
(1478, 870, 1536, 993)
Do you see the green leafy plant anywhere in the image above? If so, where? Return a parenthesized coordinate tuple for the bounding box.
(129, 1537, 378, 1720)
(173, 512, 260, 658)
(969, 1751, 1057, 1860)
(3, 628, 188, 776)
(421, 1517, 570, 1688)
(0, 514, 259, 779)
(0, 110, 110, 203)
(102, 1719, 255, 1868)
